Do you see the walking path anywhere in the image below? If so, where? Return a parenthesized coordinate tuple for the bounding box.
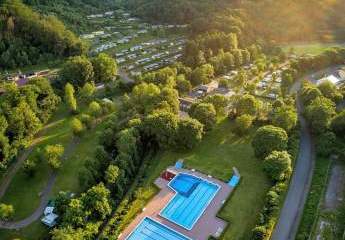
(0, 138, 78, 229)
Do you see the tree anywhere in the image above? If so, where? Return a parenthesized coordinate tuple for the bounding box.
(228, 33, 238, 49)
(235, 114, 254, 135)
(300, 81, 322, 105)
(203, 94, 229, 116)
(189, 103, 217, 130)
(71, 118, 84, 137)
(92, 53, 117, 84)
(79, 82, 95, 103)
(0, 203, 14, 220)
(0, 134, 10, 168)
(81, 183, 111, 220)
(235, 94, 261, 117)
(23, 158, 37, 177)
(0, 115, 8, 134)
(63, 198, 88, 228)
(27, 77, 61, 123)
(55, 191, 72, 216)
(191, 64, 214, 86)
(305, 96, 336, 133)
(7, 100, 42, 142)
(60, 56, 94, 88)
(44, 144, 64, 170)
(176, 74, 192, 95)
(65, 83, 77, 113)
(271, 106, 297, 132)
(331, 110, 345, 137)
(263, 151, 292, 182)
(79, 114, 92, 129)
(51, 226, 85, 240)
(105, 165, 120, 184)
(318, 80, 343, 103)
(252, 125, 288, 159)
(176, 118, 204, 149)
(88, 101, 102, 118)
(233, 49, 243, 67)
(143, 110, 178, 147)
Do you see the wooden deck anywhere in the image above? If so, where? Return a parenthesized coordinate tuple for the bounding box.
(119, 167, 233, 240)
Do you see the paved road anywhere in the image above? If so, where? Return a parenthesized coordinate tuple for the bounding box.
(271, 93, 315, 240)
(271, 64, 344, 240)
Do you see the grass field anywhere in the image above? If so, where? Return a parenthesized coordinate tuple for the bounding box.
(282, 42, 345, 56)
(142, 119, 271, 240)
(0, 104, 113, 240)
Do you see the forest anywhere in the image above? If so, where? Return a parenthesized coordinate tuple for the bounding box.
(0, 0, 86, 69)
(125, 0, 345, 43)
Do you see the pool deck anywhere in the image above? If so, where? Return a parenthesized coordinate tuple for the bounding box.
(119, 167, 233, 240)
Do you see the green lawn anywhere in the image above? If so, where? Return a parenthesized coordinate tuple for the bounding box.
(0, 105, 112, 240)
(282, 42, 345, 56)
(143, 119, 271, 240)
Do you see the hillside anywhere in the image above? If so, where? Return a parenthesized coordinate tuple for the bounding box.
(23, 0, 120, 33)
(0, 0, 86, 70)
(124, 0, 345, 43)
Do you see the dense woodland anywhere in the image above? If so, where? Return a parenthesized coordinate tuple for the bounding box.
(23, 0, 119, 33)
(0, 78, 60, 169)
(0, 0, 86, 69)
(125, 0, 345, 42)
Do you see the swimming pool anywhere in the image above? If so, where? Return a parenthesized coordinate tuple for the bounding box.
(126, 217, 191, 240)
(160, 173, 220, 230)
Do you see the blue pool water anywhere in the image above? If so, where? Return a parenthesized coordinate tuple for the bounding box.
(126, 217, 191, 240)
(161, 173, 220, 230)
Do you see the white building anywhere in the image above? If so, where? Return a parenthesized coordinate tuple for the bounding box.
(41, 213, 58, 227)
(317, 75, 343, 86)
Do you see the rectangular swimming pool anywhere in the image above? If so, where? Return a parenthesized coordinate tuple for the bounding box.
(160, 173, 220, 230)
(126, 217, 191, 240)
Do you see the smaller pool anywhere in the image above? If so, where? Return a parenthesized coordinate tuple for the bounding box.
(126, 217, 191, 240)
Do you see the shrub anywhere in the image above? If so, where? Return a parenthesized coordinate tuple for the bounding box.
(263, 151, 292, 182)
(330, 110, 345, 137)
(71, 118, 84, 137)
(316, 131, 336, 157)
(79, 114, 93, 129)
(44, 144, 64, 170)
(22, 158, 38, 177)
(0, 203, 14, 220)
